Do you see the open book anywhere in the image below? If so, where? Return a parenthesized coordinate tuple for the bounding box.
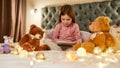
(56, 41, 76, 46)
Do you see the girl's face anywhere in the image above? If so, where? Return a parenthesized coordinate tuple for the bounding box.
(61, 14, 72, 27)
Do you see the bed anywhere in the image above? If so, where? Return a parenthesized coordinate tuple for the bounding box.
(41, 0, 120, 50)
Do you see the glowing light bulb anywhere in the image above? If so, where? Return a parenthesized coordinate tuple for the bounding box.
(66, 51, 77, 61)
(76, 47, 86, 56)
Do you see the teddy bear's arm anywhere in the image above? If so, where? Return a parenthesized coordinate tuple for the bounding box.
(29, 39, 40, 48)
(19, 34, 30, 45)
(88, 34, 107, 51)
(105, 33, 115, 47)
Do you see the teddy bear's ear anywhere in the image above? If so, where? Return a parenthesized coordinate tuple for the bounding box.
(96, 16, 110, 25)
(95, 16, 104, 21)
(30, 24, 36, 30)
(104, 17, 110, 25)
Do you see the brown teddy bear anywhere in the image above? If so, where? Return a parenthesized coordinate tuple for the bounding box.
(73, 16, 116, 53)
(19, 24, 50, 52)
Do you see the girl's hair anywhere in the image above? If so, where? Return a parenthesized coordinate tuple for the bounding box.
(58, 4, 75, 23)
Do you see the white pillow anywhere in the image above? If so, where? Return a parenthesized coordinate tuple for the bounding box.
(110, 25, 120, 41)
(80, 31, 91, 42)
(44, 29, 54, 39)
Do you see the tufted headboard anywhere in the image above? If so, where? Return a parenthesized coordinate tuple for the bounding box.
(41, 0, 120, 31)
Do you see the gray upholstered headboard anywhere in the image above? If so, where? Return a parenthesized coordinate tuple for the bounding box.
(41, 0, 120, 31)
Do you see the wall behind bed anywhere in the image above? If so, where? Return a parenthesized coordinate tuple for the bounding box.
(41, 0, 120, 32)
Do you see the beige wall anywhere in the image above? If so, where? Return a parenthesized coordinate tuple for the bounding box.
(26, 0, 107, 33)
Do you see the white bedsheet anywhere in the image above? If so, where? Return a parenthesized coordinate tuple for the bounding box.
(0, 54, 30, 68)
(0, 51, 120, 68)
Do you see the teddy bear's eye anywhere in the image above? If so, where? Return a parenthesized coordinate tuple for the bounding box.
(117, 31, 120, 33)
(88, 22, 92, 25)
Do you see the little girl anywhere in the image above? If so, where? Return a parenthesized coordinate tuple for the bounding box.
(52, 4, 82, 44)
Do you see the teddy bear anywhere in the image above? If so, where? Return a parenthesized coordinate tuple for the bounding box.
(0, 36, 14, 54)
(19, 24, 50, 52)
(73, 16, 116, 53)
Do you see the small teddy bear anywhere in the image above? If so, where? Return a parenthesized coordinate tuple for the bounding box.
(19, 24, 50, 52)
(73, 16, 116, 53)
(0, 36, 14, 54)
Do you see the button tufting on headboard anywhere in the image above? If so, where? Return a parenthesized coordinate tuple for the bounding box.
(41, 0, 120, 31)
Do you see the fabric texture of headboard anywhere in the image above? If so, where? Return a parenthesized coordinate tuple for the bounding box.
(41, 0, 120, 31)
